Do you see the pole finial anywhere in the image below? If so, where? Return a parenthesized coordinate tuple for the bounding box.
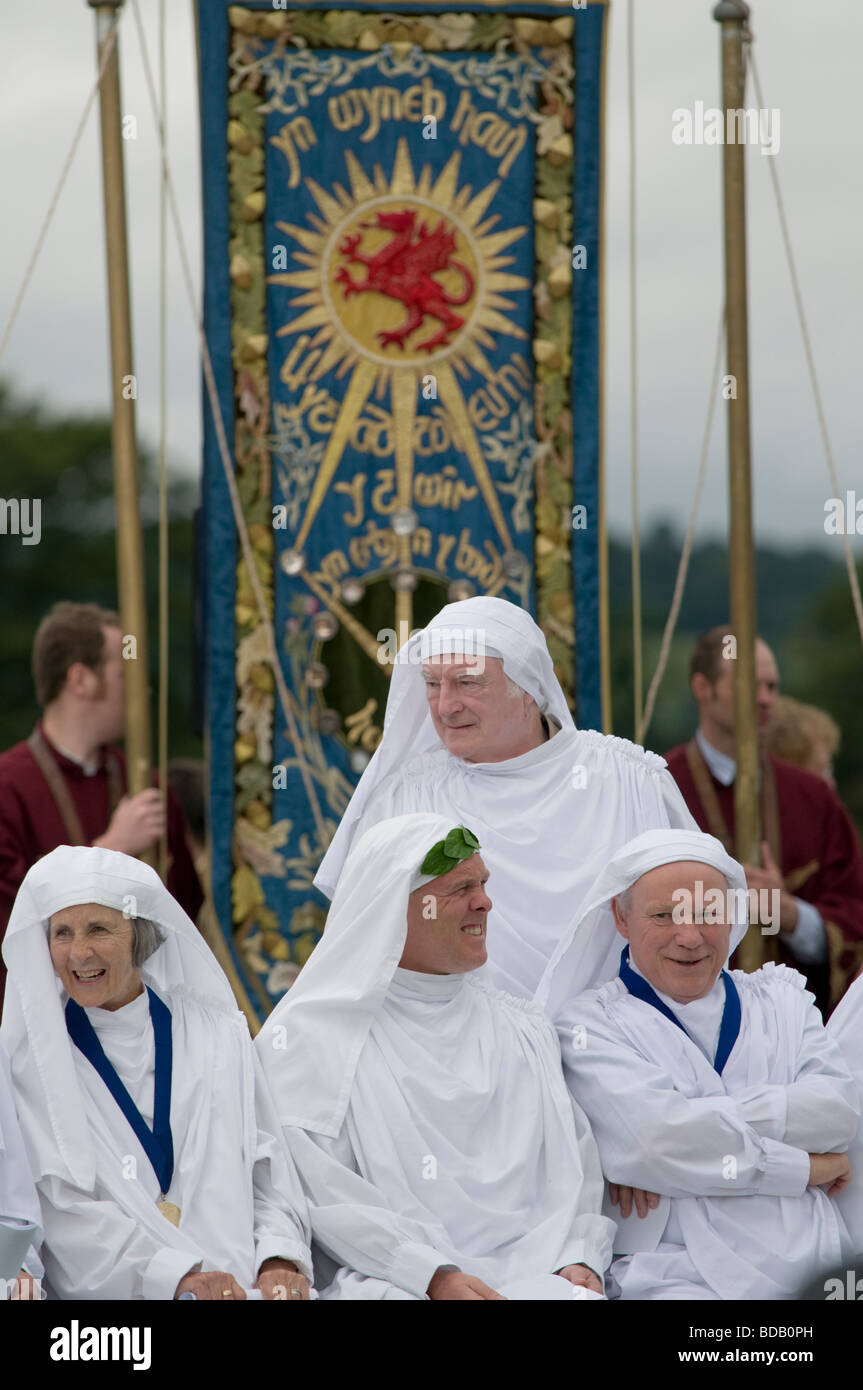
(713, 1, 750, 19)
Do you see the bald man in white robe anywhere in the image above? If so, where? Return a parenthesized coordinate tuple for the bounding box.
(538, 830, 859, 1300)
(259, 813, 614, 1300)
(317, 598, 695, 1000)
(2, 847, 312, 1301)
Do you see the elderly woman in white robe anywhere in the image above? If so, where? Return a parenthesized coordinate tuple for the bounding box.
(536, 828, 860, 1300)
(0, 846, 312, 1300)
(258, 811, 614, 1300)
(315, 597, 695, 1001)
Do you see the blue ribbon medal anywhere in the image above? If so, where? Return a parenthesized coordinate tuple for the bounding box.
(65, 985, 180, 1224)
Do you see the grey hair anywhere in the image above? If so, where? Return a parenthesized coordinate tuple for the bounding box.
(503, 672, 526, 700)
(614, 887, 633, 918)
(130, 917, 165, 968)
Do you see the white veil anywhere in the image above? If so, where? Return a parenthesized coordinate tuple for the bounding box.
(258, 812, 469, 1139)
(314, 598, 573, 899)
(534, 828, 751, 1020)
(1, 844, 241, 1189)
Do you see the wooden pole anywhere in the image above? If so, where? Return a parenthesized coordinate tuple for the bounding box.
(87, 0, 153, 803)
(713, 0, 762, 970)
(627, 0, 643, 742)
(157, 0, 169, 882)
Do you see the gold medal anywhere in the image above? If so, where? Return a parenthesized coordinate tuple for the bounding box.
(157, 1197, 181, 1227)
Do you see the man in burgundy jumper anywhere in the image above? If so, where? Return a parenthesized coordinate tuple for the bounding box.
(0, 602, 202, 1003)
(664, 625, 863, 1016)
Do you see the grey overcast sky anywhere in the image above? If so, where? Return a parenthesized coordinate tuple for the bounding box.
(1, 0, 860, 553)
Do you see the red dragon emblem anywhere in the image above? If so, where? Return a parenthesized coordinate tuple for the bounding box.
(334, 209, 475, 353)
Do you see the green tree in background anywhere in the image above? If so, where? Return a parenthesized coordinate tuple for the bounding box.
(0, 379, 201, 758)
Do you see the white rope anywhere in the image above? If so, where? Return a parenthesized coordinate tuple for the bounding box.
(639, 310, 726, 742)
(0, 16, 121, 365)
(748, 48, 863, 655)
(129, 0, 327, 840)
(639, 31, 746, 743)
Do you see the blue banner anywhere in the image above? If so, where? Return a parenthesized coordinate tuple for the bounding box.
(197, 1, 607, 1021)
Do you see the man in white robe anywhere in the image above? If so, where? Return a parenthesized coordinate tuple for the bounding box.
(259, 812, 614, 1300)
(1, 846, 312, 1300)
(316, 597, 695, 1000)
(1, 1039, 41, 1297)
(537, 828, 859, 1300)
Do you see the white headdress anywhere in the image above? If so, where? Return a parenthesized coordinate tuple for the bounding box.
(315, 597, 572, 898)
(258, 812, 476, 1139)
(534, 828, 750, 1019)
(1, 845, 239, 1188)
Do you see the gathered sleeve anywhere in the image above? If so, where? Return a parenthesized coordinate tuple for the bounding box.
(656, 767, 700, 832)
(558, 1001, 811, 1200)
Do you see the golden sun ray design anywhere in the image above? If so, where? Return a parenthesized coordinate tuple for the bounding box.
(269, 139, 529, 557)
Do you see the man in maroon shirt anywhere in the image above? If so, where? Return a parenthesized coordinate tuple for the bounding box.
(664, 625, 863, 1015)
(0, 602, 202, 1000)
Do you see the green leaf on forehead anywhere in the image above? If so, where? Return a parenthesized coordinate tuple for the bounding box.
(444, 827, 479, 857)
(420, 826, 481, 877)
(419, 842, 454, 878)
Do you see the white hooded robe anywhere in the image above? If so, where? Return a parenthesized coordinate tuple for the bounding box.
(537, 829, 859, 1300)
(315, 598, 696, 1000)
(1, 846, 312, 1300)
(260, 812, 614, 1299)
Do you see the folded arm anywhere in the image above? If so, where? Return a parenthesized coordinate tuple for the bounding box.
(560, 1012, 812, 1200)
(731, 1004, 859, 1152)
